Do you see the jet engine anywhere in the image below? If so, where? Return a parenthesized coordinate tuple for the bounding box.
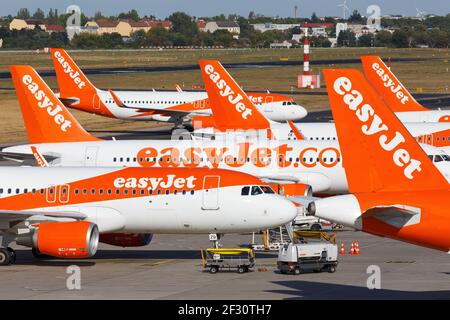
(17, 221, 99, 258)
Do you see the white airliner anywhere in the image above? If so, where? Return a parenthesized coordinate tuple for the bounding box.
(0, 166, 296, 265)
(191, 60, 450, 148)
(50, 48, 307, 126)
(3, 65, 450, 196)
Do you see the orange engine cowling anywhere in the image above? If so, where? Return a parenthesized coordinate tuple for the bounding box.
(20, 221, 99, 258)
(191, 115, 216, 129)
(270, 183, 312, 197)
(100, 233, 153, 247)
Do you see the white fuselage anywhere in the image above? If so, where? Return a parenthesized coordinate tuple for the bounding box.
(0, 167, 296, 234)
(91, 89, 307, 122)
(5, 140, 450, 194)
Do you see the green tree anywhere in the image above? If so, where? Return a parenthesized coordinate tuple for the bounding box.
(32, 8, 45, 20)
(16, 8, 30, 20)
(392, 29, 409, 47)
(374, 30, 393, 47)
(337, 30, 357, 46)
(118, 10, 140, 21)
(348, 10, 363, 23)
(357, 34, 373, 47)
(168, 12, 198, 37)
(212, 29, 234, 46)
(311, 12, 319, 23)
(426, 29, 449, 48)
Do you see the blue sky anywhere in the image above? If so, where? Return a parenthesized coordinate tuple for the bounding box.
(1, 0, 448, 19)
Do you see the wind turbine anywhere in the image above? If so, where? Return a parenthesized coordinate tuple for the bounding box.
(416, 8, 427, 19)
(338, 0, 349, 20)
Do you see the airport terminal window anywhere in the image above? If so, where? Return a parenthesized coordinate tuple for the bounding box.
(241, 186, 250, 195)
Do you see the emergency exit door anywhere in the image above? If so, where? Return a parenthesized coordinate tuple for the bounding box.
(202, 176, 220, 210)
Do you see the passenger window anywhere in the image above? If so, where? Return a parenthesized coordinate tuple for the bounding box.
(251, 186, 263, 196)
(241, 186, 250, 196)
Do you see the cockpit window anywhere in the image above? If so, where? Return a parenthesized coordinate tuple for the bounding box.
(251, 186, 263, 195)
(435, 155, 444, 162)
(241, 186, 250, 196)
(443, 154, 450, 161)
(260, 186, 275, 194)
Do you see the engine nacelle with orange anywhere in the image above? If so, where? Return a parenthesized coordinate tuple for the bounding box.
(100, 233, 153, 247)
(191, 115, 216, 129)
(270, 183, 313, 197)
(17, 221, 99, 258)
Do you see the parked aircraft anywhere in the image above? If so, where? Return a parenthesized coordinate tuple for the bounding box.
(307, 68, 450, 252)
(50, 48, 307, 126)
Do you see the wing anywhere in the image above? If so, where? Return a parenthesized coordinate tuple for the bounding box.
(0, 210, 86, 221)
(0, 151, 58, 165)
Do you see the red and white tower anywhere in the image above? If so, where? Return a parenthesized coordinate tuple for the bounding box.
(298, 26, 320, 89)
(303, 28, 310, 76)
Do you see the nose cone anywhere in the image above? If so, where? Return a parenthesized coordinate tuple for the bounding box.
(265, 195, 298, 228)
(289, 105, 308, 120)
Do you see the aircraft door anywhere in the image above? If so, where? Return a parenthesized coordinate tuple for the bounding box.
(264, 96, 274, 112)
(46, 185, 57, 203)
(202, 176, 220, 210)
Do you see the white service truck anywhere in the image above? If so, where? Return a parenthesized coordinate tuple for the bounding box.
(277, 242, 338, 275)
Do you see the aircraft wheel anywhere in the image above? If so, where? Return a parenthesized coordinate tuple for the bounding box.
(209, 266, 219, 274)
(7, 248, 16, 265)
(0, 248, 11, 266)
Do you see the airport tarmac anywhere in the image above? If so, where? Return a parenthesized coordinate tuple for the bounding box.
(1, 231, 450, 300)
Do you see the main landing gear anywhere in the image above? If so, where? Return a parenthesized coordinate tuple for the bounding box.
(0, 247, 16, 266)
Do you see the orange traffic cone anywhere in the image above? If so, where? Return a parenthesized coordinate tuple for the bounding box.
(354, 241, 360, 255)
(349, 242, 355, 254)
(339, 242, 346, 254)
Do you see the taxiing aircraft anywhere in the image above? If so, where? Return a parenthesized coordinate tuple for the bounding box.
(50, 48, 307, 126)
(307, 68, 450, 252)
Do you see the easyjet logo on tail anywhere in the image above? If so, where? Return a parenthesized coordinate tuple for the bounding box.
(22, 74, 72, 132)
(333, 76, 421, 179)
(53, 50, 86, 90)
(371, 62, 409, 105)
(203, 64, 252, 120)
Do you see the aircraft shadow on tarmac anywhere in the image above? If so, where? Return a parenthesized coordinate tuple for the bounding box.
(268, 280, 450, 300)
(12, 249, 277, 267)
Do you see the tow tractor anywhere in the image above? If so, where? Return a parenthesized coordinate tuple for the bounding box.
(277, 232, 338, 275)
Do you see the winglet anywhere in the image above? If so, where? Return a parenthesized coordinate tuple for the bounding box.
(108, 89, 125, 107)
(31, 146, 49, 167)
(9, 65, 100, 143)
(361, 56, 428, 112)
(287, 120, 305, 140)
(323, 68, 446, 193)
(198, 60, 270, 131)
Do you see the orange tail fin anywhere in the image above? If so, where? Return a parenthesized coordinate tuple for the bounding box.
(323, 69, 446, 193)
(50, 48, 97, 98)
(9, 65, 99, 143)
(361, 56, 428, 112)
(198, 60, 270, 131)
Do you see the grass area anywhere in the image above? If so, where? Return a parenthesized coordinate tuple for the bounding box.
(0, 48, 449, 144)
